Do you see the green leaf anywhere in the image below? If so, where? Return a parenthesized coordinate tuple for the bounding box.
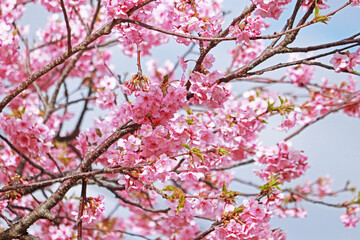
(234, 206, 245, 214)
(267, 100, 275, 111)
(278, 96, 284, 105)
(314, 0, 319, 17)
(177, 192, 185, 214)
(163, 74, 169, 83)
(315, 15, 330, 24)
(184, 107, 193, 115)
(12, 29, 19, 36)
(222, 183, 227, 193)
(162, 185, 178, 192)
(259, 174, 282, 191)
(95, 128, 102, 137)
(192, 148, 205, 164)
(181, 143, 191, 150)
(218, 148, 230, 156)
(185, 118, 196, 125)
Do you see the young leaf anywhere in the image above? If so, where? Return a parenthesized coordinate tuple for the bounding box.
(192, 148, 205, 164)
(162, 185, 178, 192)
(181, 143, 191, 150)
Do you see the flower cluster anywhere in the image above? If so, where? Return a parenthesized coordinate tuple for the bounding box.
(0, 0, 359, 239)
(255, 142, 309, 182)
(0, 112, 54, 158)
(210, 198, 286, 239)
(302, 0, 329, 10)
(252, 0, 292, 19)
(299, 76, 360, 124)
(71, 195, 105, 224)
(286, 54, 314, 86)
(340, 205, 360, 228)
(229, 40, 264, 68)
(229, 16, 268, 44)
(0, 20, 19, 66)
(330, 50, 360, 72)
(130, 83, 187, 124)
(189, 71, 230, 108)
(95, 76, 118, 109)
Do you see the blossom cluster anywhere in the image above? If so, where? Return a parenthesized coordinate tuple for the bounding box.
(286, 54, 314, 86)
(189, 70, 231, 108)
(229, 16, 268, 44)
(330, 49, 360, 73)
(254, 141, 309, 182)
(210, 198, 286, 239)
(228, 40, 264, 68)
(0, 0, 359, 239)
(251, 0, 292, 19)
(0, 112, 54, 158)
(340, 205, 360, 228)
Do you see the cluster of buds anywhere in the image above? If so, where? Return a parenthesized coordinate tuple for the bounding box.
(125, 73, 150, 92)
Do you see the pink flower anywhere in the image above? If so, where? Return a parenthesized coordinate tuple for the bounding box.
(125, 135, 141, 152)
(330, 52, 348, 72)
(154, 154, 172, 172)
(347, 50, 360, 71)
(252, 0, 292, 19)
(316, 175, 332, 197)
(340, 206, 360, 228)
(255, 142, 309, 182)
(203, 54, 215, 69)
(95, 88, 116, 109)
(72, 195, 105, 224)
(351, 0, 360, 7)
(177, 56, 188, 72)
(178, 171, 205, 182)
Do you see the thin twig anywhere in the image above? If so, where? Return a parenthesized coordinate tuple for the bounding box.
(77, 179, 87, 240)
(59, 0, 72, 53)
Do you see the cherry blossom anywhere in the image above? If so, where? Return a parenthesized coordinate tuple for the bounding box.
(0, 0, 359, 239)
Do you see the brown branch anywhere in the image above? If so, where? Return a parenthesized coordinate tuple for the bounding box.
(12, 23, 47, 108)
(0, 164, 148, 197)
(46, 153, 64, 177)
(54, 85, 92, 142)
(72, 6, 90, 35)
(122, 18, 235, 42)
(29, 37, 67, 53)
(82, 227, 153, 240)
(77, 179, 87, 240)
(193, 220, 223, 240)
(284, 190, 351, 208)
(59, 0, 72, 53)
(254, 1, 351, 40)
(246, 43, 358, 77)
(192, 4, 257, 74)
(90, 0, 101, 33)
(19, 234, 42, 240)
(303, 61, 360, 76)
(95, 179, 170, 213)
(287, 37, 360, 53)
(54, 96, 96, 111)
(43, 50, 86, 122)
